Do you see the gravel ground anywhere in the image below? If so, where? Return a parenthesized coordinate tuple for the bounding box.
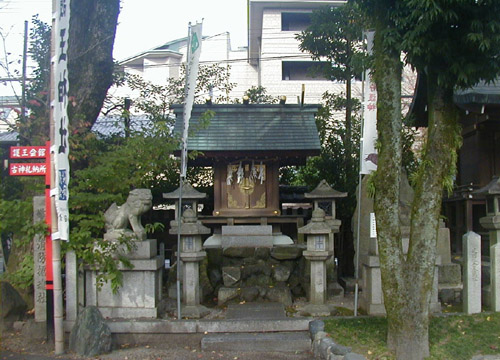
(0, 330, 314, 360)
(0, 295, 358, 360)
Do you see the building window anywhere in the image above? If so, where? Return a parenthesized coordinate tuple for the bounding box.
(282, 61, 329, 81)
(281, 12, 311, 31)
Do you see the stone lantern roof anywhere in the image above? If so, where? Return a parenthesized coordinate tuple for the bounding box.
(162, 182, 207, 200)
(474, 176, 500, 196)
(304, 179, 347, 200)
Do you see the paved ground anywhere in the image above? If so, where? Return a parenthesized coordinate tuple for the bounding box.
(0, 302, 314, 360)
(0, 331, 314, 360)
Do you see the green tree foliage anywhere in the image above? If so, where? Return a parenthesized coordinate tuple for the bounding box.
(297, 2, 366, 82)
(297, 91, 361, 216)
(240, 85, 278, 104)
(0, 17, 50, 296)
(297, 2, 366, 164)
(66, 64, 231, 290)
(20, 16, 51, 146)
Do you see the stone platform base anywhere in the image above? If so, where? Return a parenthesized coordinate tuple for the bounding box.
(85, 240, 163, 319)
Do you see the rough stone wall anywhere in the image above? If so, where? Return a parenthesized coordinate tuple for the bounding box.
(206, 245, 307, 306)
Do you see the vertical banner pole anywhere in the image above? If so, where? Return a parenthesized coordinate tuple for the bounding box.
(51, 0, 71, 354)
(354, 31, 377, 316)
(177, 20, 203, 320)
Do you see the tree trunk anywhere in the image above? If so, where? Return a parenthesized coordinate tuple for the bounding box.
(68, 0, 120, 131)
(372, 12, 461, 356)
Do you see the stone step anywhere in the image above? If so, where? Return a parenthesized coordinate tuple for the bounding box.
(201, 331, 311, 352)
(103, 318, 312, 334)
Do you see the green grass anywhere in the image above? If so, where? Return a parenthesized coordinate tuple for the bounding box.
(324, 312, 500, 360)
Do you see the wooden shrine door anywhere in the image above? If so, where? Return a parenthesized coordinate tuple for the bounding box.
(213, 160, 280, 217)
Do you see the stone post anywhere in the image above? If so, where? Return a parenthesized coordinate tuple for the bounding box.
(33, 196, 47, 323)
(170, 208, 211, 318)
(65, 250, 78, 323)
(463, 231, 482, 314)
(299, 208, 332, 316)
(491, 243, 500, 312)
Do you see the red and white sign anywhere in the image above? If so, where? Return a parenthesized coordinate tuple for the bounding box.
(10, 146, 48, 159)
(9, 163, 47, 176)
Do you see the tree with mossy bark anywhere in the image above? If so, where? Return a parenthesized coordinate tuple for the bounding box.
(358, 0, 500, 358)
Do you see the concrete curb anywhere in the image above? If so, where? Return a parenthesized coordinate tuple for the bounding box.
(308, 320, 367, 360)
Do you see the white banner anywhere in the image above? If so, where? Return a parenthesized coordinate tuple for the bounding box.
(181, 22, 203, 178)
(53, 0, 70, 240)
(361, 31, 377, 175)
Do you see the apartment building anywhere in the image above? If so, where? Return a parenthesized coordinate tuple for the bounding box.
(115, 0, 357, 106)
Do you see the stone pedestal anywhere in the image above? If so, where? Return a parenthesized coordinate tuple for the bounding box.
(85, 239, 163, 318)
(359, 255, 384, 315)
(359, 255, 441, 315)
(436, 220, 463, 304)
(170, 208, 211, 318)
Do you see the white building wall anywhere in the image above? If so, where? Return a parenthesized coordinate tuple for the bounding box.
(259, 8, 361, 104)
(228, 49, 259, 100)
(114, 3, 373, 110)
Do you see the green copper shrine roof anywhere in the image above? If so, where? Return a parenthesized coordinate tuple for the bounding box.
(171, 104, 321, 154)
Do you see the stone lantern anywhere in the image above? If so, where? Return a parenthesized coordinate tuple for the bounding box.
(304, 179, 346, 297)
(304, 179, 346, 251)
(169, 208, 211, 318)
(298, 208, 332, 316)
(476, 176, 500, 247)
(475, 176, 500, 311)
(162, 182, 207, 220)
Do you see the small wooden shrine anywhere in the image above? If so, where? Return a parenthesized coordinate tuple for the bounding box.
(171, 103, 321, 227)
(166, 104, 353, 311)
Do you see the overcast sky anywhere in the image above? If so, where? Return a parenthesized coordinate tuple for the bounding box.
(0, 0, 248, 66)
(0, 0, 248, 96)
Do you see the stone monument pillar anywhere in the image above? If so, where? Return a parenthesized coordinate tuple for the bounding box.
(304, 180, 347, 298)
(299, 209, 333, 316)
(463, 231, 482, 314)
(170, 208, 211, 318)
(33, 196, 47, 323)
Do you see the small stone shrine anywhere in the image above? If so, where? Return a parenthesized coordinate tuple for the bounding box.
(85, 189, 163, 318)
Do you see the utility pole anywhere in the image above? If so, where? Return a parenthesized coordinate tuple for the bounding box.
(21, 20, 28, 125)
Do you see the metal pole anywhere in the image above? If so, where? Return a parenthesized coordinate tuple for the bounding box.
(353, 43, 367, 317)
(176, 178, 183, 320)
(176, 23, 193, 320)
(21, 20, 28, 125)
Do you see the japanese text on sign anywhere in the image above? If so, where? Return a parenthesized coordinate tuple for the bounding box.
(10, 146, 47, 159)
(9, 163, 47, 176)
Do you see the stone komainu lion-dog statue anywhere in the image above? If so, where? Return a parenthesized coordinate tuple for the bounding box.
(104, 189, 153, 241)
